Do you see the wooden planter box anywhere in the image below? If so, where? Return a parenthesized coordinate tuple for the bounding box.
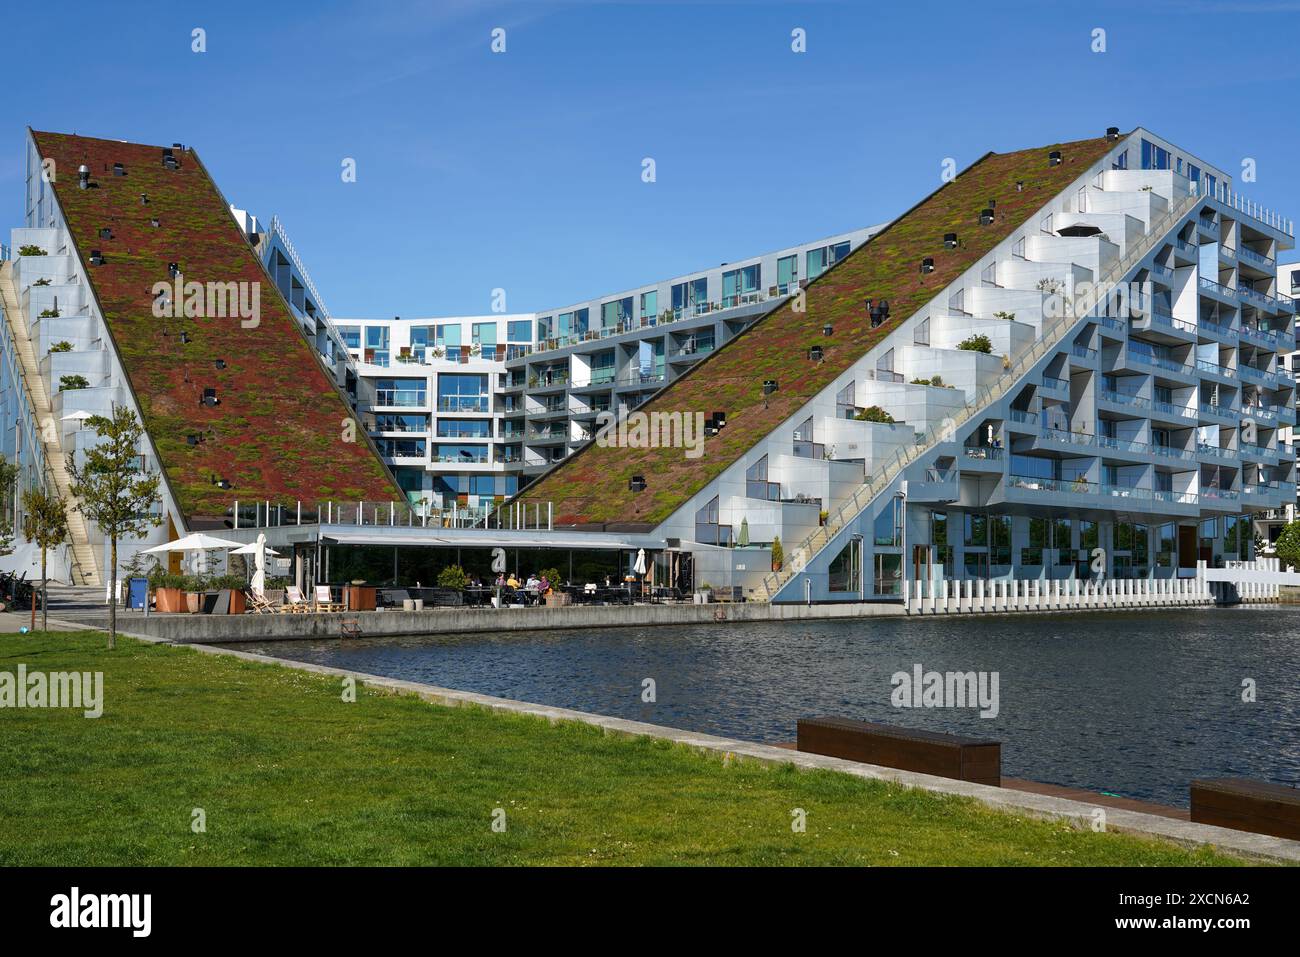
(155, 587, 186, 613)
(1191, 778, 1300, 840)
(345, 586, 376, 611)
(545, 592, 572, 607)
(797, 717, 1001, 787)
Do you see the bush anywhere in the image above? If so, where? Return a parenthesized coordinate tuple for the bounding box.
(59, 374, 90, 391)
(209, 574, 246, 591)
(1275, 520, 1300, 572)
(436, 565, 468, 590)
(957, 334, 993, 354)
(48, 341, 73, 353)
(993, 310, 1016, 321)
(770, 536, 784, 571)
(538, 567, 562, 587)
(33, 278, 51, 286)
(855, 405, 895, 423)
(38, 308, 59, 318)
(18, 245, 47, 256)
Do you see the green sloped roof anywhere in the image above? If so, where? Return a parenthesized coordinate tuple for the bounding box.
(517, 134, 1119, 527)
(32, 131, 402, 523)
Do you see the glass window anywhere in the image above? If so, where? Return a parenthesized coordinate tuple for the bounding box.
(507, 319, 532, 342)
(671, 278, 708, 315)
(828, 538, 861, 593)
(1156, 523, 1177, 567)
(874, 496, 903, 547)
(436, 373, 488, 412)
(337, 325, 361, 349)
(777, 255, 797, 293)
(964, 512, 987, 547)
(640, 290, 658, 320)
(436, 419, 491, 438)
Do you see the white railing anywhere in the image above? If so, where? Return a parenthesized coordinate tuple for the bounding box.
(267, 215, 333, 322)
(755, 186, 1204, 602)
(1201, 180, 1294, 236)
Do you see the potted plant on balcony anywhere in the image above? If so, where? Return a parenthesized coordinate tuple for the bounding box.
(48, 341, 73, 353)
(770, 536, 784, 572)
(59, 374, 90, 391)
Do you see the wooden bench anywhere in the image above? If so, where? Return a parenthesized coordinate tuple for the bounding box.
(1190, 778, 1300, 840)
(796, 717, 1001, 786)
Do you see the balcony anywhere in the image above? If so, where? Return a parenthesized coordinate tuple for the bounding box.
(1195, 358, 1235, 382)
(1238, 246, 1276, 270)
(1040, 427, 1096, 449)
(1040, 375, 1069, 395)
(1152, 489, 1198, 506)
(1099, 389, 1148, 412)
(1152, 400, 1196, 421)
(1097, 434, 1148, 456)
(1101, 483, 1151, 502)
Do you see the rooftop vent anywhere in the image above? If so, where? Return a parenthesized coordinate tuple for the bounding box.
(809, 345, 824, 362)
(822, 323, 833, 336)
(213, 477, 232, 490)
(628, 475, 646, 492)
(987, 198, 996, 209)
(1048, 150, 1062, 167)
(186, 434, 202, 446)
(180, 332, 191, 344)
(920, 257, 935, 275)
(140, 193, 149, 205)
(98, 227, 112, 240)
(979, 208, 995, 226)
(1106, 126, 1120, 140)
(1015, 180, 1024, 192)
(77, 165, 90, 190)
(149, 218, 160, 228)
(168, 262, 180, 278)
(214, 359, 226, 370)
(712, 411, 727, 429)
(201, 387, 219, 407)
(112, 162, 125, 176)
(943, 232, 958, 249)
(162, 147, 179, 171)
(89, 250, 104, 266)
(762, 380, 779, 396)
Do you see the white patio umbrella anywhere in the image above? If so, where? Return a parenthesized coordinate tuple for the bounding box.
(633, 548, 647, 576)
(236, 533, 275, 597)
(144, 532, 243, 575)
(61, 409, 94, 421)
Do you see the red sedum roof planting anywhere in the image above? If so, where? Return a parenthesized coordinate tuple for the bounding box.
(32, 131, 401, 523)
(516, 134, 1121, 528)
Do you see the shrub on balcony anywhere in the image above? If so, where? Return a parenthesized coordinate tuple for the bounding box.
(854, 405, 896, 423)
(18, 245, 47, 256)
(48, 341, 73, 353)
(957, 334, 993, 354)
(38, 308, 60, 319)
(33, 278, 51, 286)
(911, 375, 951, 388)
(993, 310, 1016, 321)
(59, 374, 90, 391)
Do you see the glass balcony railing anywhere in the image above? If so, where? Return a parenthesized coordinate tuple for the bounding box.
(1041, 428, 1096, 447)
(1041, 375, 1068, 392)
(1155, 400, 1196, 418)
(438, 396, 490, 412)
(1102, 483, 1151, 501)
(374, 389, 427, 407)
(1152, 489, 1198, 505)
(1195, 358, 1234, 379)
(1100, 389, 1147, 409)
(1238, 246, 1276, 270)
(1008, 474, 1097, 495)
(1008, 409, 1038, 425)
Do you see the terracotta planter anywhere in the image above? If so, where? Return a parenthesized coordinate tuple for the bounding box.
(224, 589, 246, 615)
(155, 587, 185, 613)
(185, 592, 201, 614)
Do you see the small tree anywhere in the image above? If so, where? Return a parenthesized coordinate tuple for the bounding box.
(855, 405, 896, 423)
(20, 485, 67, 632)
(66, 406, 162, 649)
(771, 536, 784, 571)
(59, 374, 90, 391)
(436, 564, 469, 591)
(1274, 520, 1300, 573)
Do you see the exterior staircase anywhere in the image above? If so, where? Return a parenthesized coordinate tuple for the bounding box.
(755, 186, 1204, 602)
(0, 260, 100, 586)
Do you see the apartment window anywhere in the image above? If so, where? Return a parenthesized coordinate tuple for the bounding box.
(364, 326, 390, 366)
(1156, 523, 1177, 567)
(376, 437, 426, 458)
(640, 290, 658, 320)
(776, 255, 797, 294)
(828, 538, 861, 593)
(1140, 139, 1169, 171)
(1224, 515, 1247, 559)
(1023, 517, 1049, 566)
(435, 443, 488, 464)
(1052, 517, 1072, 565)
(914, 317, 930, 346)
(374, 378, 426, 407)
(964, 512, 988, 548)
(931, 511, 953, 572)
(507, 319, 532, 342)
(874, 496, 903, 548)
(536, 316, 553, 340)
(745, 455, 779, 501)
(601, 297, 633, 329)
(436, 323, 463, 361)
(671, 278, 708, 316)
(694, 496, 732, 546)
(337, 325, 361, 349)
(875, 553, 902, 595)
(806, 242, 850, 281)
(1188, 164, 1201, 184)
(990, 514, 1012, 567)
(721, 264, 760, 308)
(373, 413, 426, 433)
(437, 373, 488, 412)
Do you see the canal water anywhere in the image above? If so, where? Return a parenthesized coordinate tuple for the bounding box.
(230, 605, 1300, 807)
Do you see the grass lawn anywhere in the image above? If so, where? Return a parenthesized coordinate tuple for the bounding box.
(0, 631, 1249, 866)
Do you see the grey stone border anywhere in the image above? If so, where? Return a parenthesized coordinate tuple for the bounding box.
(72, 618, 1299, 865)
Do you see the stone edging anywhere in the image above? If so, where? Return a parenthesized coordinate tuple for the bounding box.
(86, 619, 1299, 865)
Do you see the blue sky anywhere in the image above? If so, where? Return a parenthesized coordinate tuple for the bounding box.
(3, 0, 1299, 317)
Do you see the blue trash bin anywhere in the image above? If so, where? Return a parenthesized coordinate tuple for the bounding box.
(127, 577, 148, 610)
